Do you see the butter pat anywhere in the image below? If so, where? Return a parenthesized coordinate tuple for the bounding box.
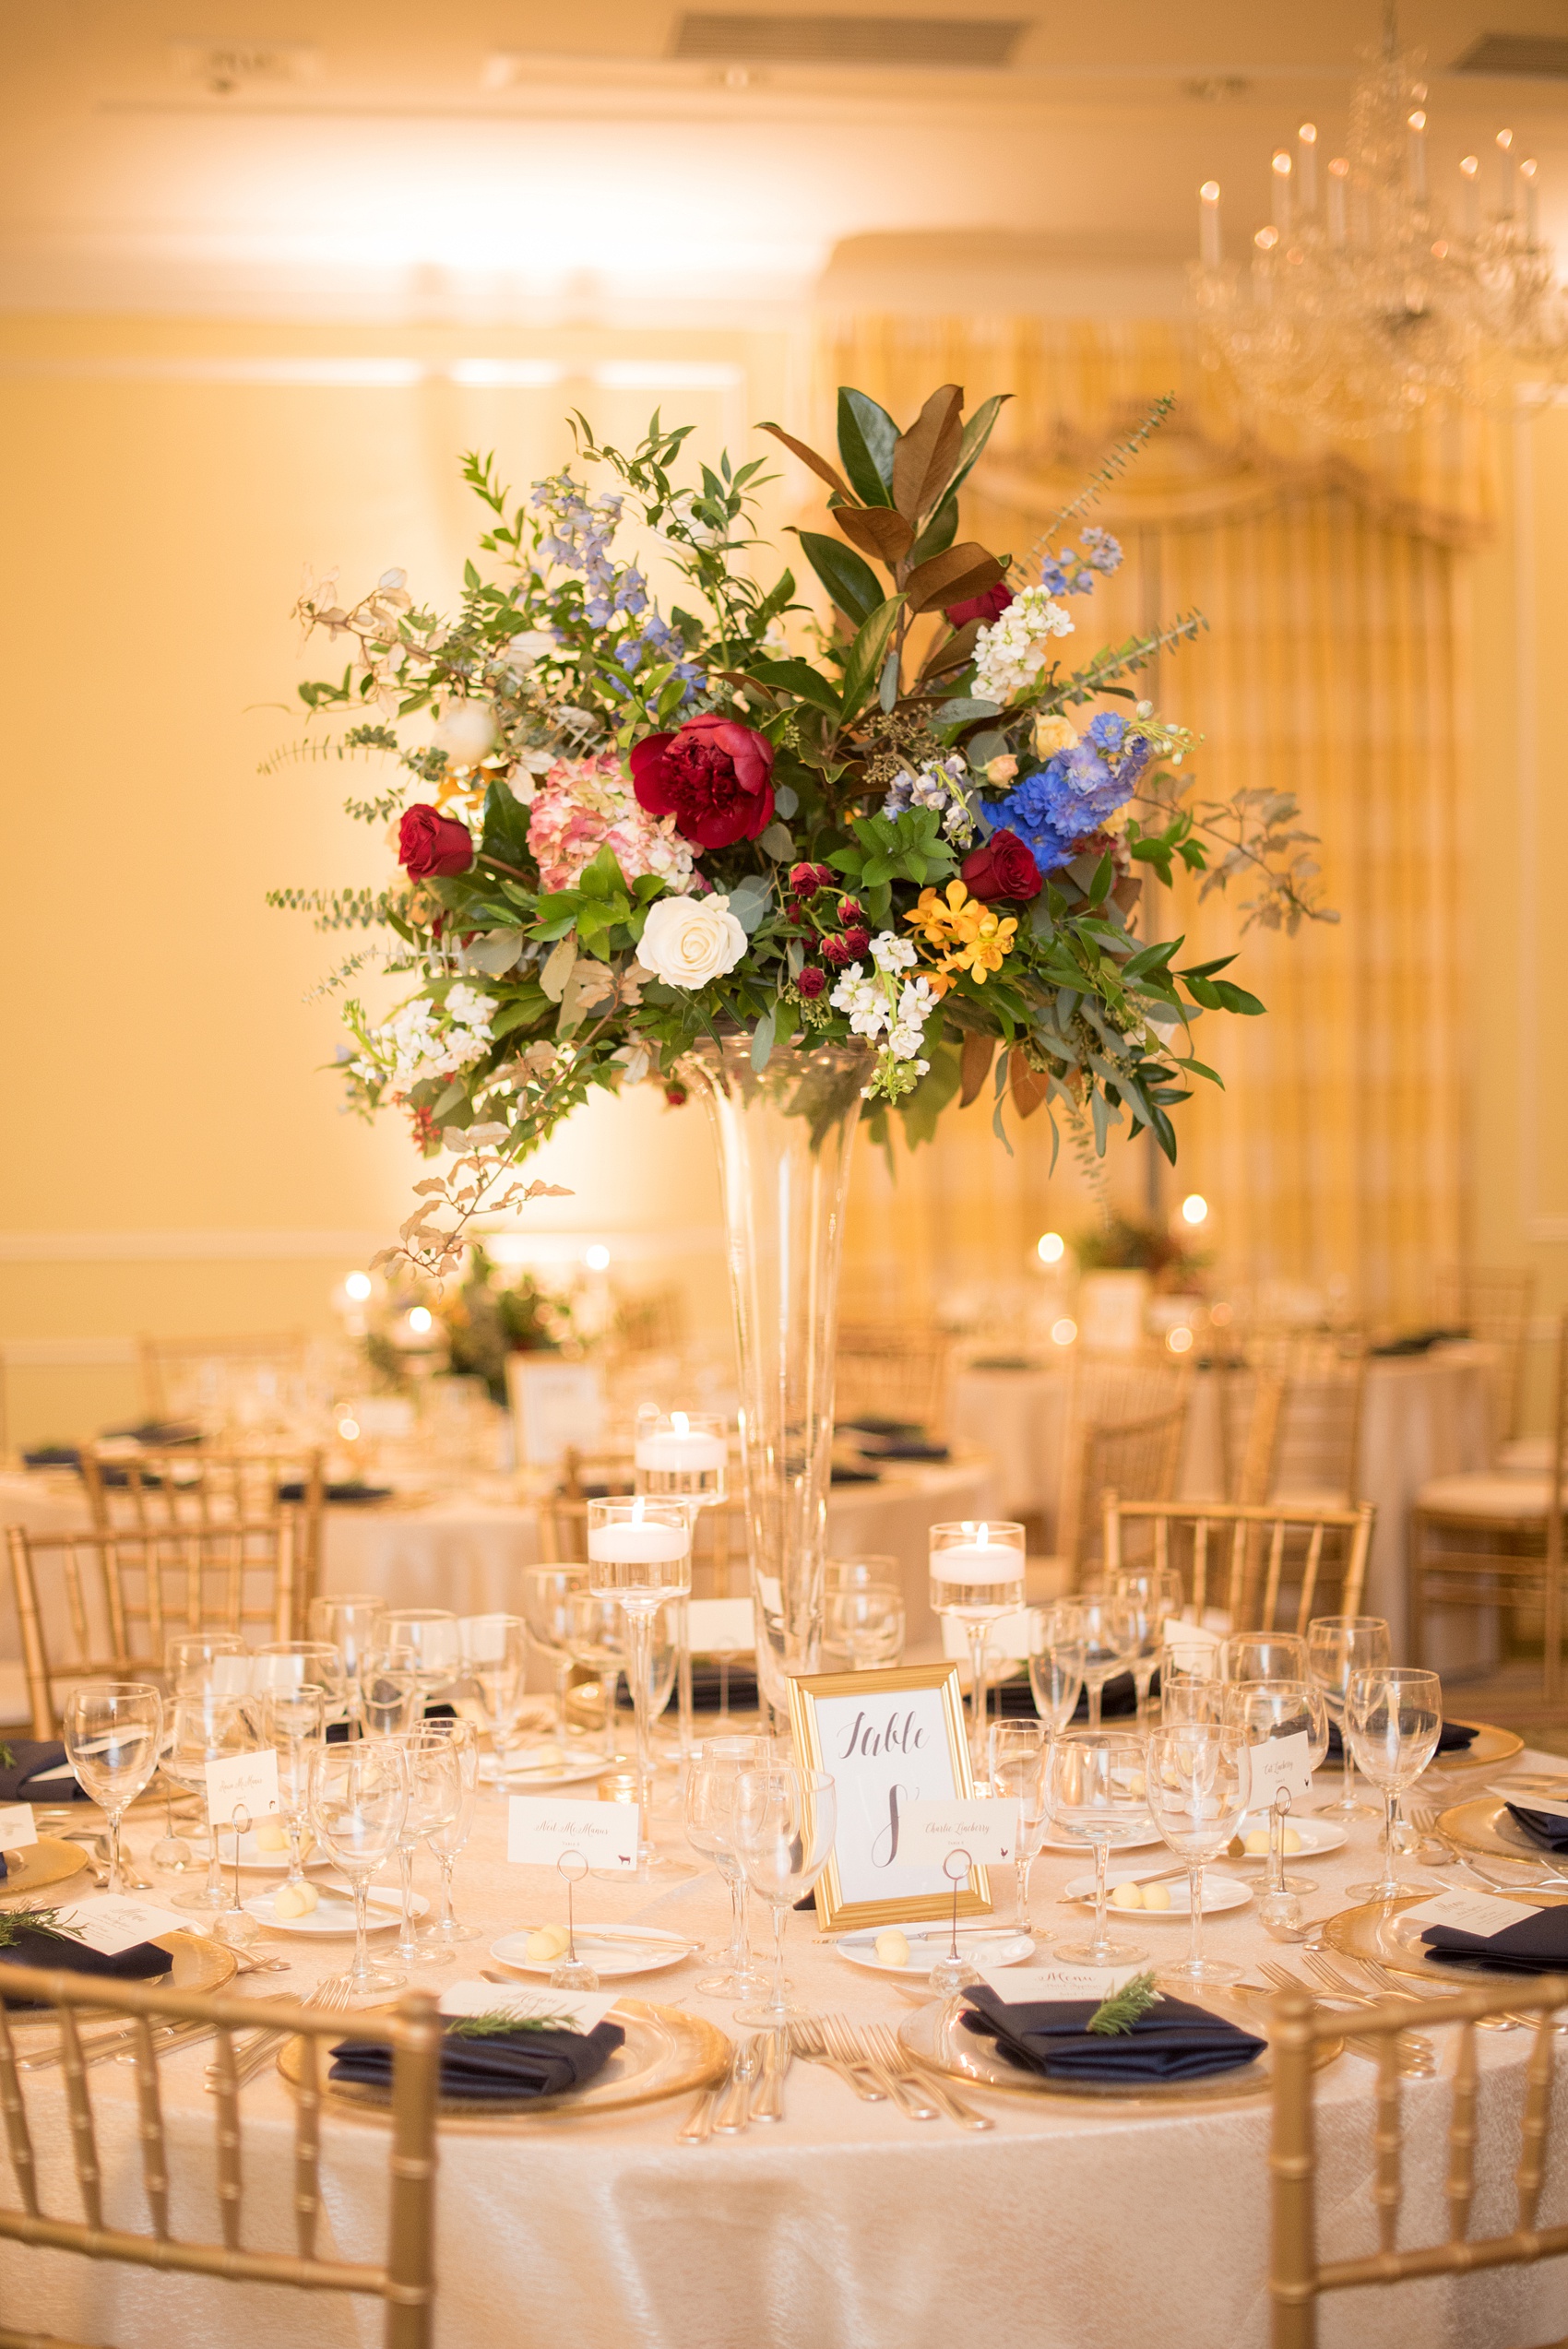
(1282, 1827, 1302, 1855)
(525, 1925, 570, 1963)
(874, 1930, 911, 1968)
(1243, 1829, 1271, 1856)
(274, 1881, 318, 1920)
(1141, 1881, 1172, 1911)
(255, 1820, 290, 1854)
(1111, 1881, 1144, 1909)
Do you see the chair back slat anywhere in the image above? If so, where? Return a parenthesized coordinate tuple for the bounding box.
(294, 2027, 323, 2260)
(1372, 2036, 1402, 2256)
(1517, 2015, 1556, 2234)
(0, 2005, 41, 2217)
(1445, 2023, 1479, 2244)
(58, 2013, 103, 2230)
(211, 2024, 244, 2250)
(1104, 1499, 1377, 1634)
(129, 2018, 172, 2241)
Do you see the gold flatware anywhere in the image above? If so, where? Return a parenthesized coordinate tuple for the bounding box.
(751, 2028, 789, 2122)
(787, 2015, 888, 2103)
(712, 2035, 761, 2133)
(859, 2020, 992, 2131)
(819, 2012, 936, 2119)
(1257, 1959, 1436, 2072)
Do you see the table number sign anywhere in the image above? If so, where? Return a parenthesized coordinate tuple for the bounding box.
(786, 1663, 992, 1934)
(507, 1797, 639, 1873)
(507, 1357, 606, 1469)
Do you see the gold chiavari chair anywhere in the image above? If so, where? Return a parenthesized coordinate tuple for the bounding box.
(137, 1330, 306, 1425)
(1103, 1496, 1374, 1631)
(1410, 1312, 1568, 1704)
(691, 1498, 749, 1600)
(0, 1963, 439, 2349)
(537, 1449, 636, 1566)
(6, 1519, 297, 1738)
(80, 1445, 325, 1637)
(1063, 1397, 1191, 1579)
(835, 1323, 953, 1440)
(1433, 1263, 1537, 1446)
(1270, 1975, 1568, 2348)
(1248, 1331, 1368, 1510)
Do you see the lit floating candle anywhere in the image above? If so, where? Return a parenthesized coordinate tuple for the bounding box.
(586, 1517, 689, 1565)
(634, 1411, 727, 1475)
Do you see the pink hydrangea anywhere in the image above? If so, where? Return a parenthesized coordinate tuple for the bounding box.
(526, 753, 697, 896)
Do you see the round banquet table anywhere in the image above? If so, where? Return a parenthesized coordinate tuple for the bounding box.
(3, 1739, 1567, 2349)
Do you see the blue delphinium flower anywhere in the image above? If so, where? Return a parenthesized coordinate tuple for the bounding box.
(987, 722, 1151, 871)
(1038, 528, 1123, 599)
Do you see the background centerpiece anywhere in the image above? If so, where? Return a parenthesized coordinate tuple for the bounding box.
(272, 380, 1329, 1710)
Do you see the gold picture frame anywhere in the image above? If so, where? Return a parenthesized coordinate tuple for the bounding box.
(787, 1662, 993, 1936)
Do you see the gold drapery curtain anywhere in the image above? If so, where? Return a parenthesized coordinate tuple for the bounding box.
(824, 318, 1476, 1326)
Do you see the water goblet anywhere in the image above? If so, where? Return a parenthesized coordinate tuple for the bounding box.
(988, 1719, 1052, 1940)
(307, 1594, 386, 1732)
(684, 1733, 771, 1999)
(1220, 1677, 1329, 1896)
(162, 1688, 262, 1914)
(360, 1657, 422, 1739)
(155, 1631, 244, 1869)
(1027, 1601, 1086, 1731)
(1307, 1614, 1390, 1819)
(308, 1740, 409, 2000)
(422, 1717, 481, 1947)
(520, 1568, 589, 1746)
(565, 1593, 633, 1763)
(1075, 1591, 1141, 1729)
(457, 1614, 529, 1774)
(63, 1682, 162, 1895)
(1046, 1730, 1151, 1966)
(1345, 1667, 1443, 1901)
(1111, 1565, 1185, 1727)
(1159, 1642, 1223, 1726)
(731, 1762, 836, 2028)
(380, 1609, 461, 1714)
(388, 1729, 463, 1964)
(1144, 1721, 1251, 1988)
(930, 1520, 1027, 1762)
(1220, 1632, 1308, 1685)
(254, 1640, 349, 1738)
(587, 1500, 692, 1871)
(825, 1583, 906, 1672)
(258, 1683, 327, 1888)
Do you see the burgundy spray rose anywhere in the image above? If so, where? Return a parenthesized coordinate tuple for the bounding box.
(944, 582, 1015, 631)
(841, 927, 871, 961)
(819, 933, 854, 968)
(797, 965, 827, 999)
(398, 804, 475, 878)
(630, 714, 776, 850)
(961, 828, 1043, 903)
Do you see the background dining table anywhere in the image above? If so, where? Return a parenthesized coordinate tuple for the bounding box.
(3, 1734, 1567, 2349)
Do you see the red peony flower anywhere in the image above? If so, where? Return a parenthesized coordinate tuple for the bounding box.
(961, 828, 1042, 903)
(630, 714, 776, 850)
(398, 804, 475, 878)
(797, 965, 826, 999)
(944, 582, 1014, 630)
(842, 927, 871, 960)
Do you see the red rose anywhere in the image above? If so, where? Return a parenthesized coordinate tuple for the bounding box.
(797, 965, 826, 999)
(944, 582, 1014, 631)
(842, 927, 871, 960)
(837, 896, 865, 925)
(961, 828, 1042, 903)
(820, 932, 854, 968)
(630, 713, 776, 850)
(398, 804, 474, 878)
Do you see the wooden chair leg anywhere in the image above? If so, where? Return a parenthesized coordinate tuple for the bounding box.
(1408, 1513, 1428, 1670)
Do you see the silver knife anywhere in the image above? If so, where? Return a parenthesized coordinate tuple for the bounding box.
(712, 2035, 761, 2133)
(751, 2028, 789, 2122)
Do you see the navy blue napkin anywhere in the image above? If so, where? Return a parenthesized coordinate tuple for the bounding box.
(0, 1923, 172, 2009)
(278, 1480, 393, 1504)
(0, 1741, 89, 1804)
(1422, 1904, 1568, 1975)
(329, 2017, 625, 2101)
(830, 1465, 882, 1486)
(1326, 1717, 1477, 1763)
(961, 1985, 1265, 2082)
(1505, 1803, 1568, 1854)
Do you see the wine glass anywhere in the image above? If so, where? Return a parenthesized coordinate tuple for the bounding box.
(387, 1729, 463, 1964)
(988, 1719, 1053, 1940)
(565, 1594, 632, 1762)
(826, 1553, 899, 1594)
(1221, 1678, 1329, 1897)
(380, 1609, 461, 1712)
(420, 1716, 481, 1948)
(1346, 1667, 1443, 1901)
(1075, 1591, 1140, 1728)
(731, 1762, 836, 2028)
(1307, 1615, 1390, 1818)
(457, 1614, 529, 1774)
(360, 1658, 422, 1739)
(1027, 1600, 1086, 1731)
(1111, 1565, 1185, 1727)
(1159, 1642, 1223, 1726)
(258, 1683, 326, 1888)
(1221, 1632, 1308, 1684)
(930, 1520, 1027, 1762)
(63, 1682, 162, 1895)
(825, 1584, 906, 1672)
(683, 1734, 771, 1999)
(521, 1566, 591, 1745)
(156, 1631, 244, 1868)
(161, 1687, 262, 1913)
(307, 1595, 386, 1734)
(254, 1640, 349, 1736)
(308, 1739, 410, 2000)
(1045, 1729, 1151, 1966)
(1144, 1721, 1251, 1988)
(587, 1500, 692, 1871)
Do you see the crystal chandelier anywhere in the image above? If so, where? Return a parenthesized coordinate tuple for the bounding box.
(1191, 7, 1568, 435)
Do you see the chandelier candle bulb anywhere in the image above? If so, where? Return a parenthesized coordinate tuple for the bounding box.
(1296, 124, 1317, 212)
(1327, 156, 1348, 245)
(1460, 154, 1480, 236)
(1407, 110, 1427, 203)
(1271, 149, 1292, 233)
(1497, 129, 1515, 219)
(1522, 157, 1540, 244)
(1198, 180, 1222, 267)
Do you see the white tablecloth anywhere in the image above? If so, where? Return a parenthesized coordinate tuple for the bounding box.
(5, 1741, 1568, 2349)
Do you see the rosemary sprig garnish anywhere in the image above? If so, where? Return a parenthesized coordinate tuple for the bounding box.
(445, 2010, 580, 2040)
(0, 1904, 87, 1952)
(1087, 1970, 1162, 2037)
(0, 1743, 15, 1771)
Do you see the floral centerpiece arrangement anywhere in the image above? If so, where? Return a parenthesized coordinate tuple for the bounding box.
(270, 381, 1331, 1273)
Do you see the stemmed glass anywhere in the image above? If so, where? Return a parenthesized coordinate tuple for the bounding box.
(1046, 1730, 1151, 1966)
(63, 1683, 162, 1895)
(1307, 1615, 1390, 1818)
(1221, 1678, 1329, 1898)
(1027, 1601, 1086, 1731)
(1221, 1632, 1308, 1685)
(1160, 1642, 1223, 1726)
(308, 1739, 409, 2000)
(587, 1500, 692, 1871)
(731, 1762, 836, 2028)
(1111, 1565, 1185, 1728)
(929, 1520, 1027, 1762)
(1144, 1721, 1251, 1988)
(308, 1594, 386, 1733)
(162, 1687, 262, 1914)
(360, 1659, 422, 1739)
(1075, 1591, 1140, 1728)
(258, 1684, 326, 1888)
(825, 1584, 906, 1672)
(520, 1568, 589, 1747)
(457, 1614, 529, 1774)
(683, 1734, 771, 1999)
(156, 1631, 244, 1869)
(421, 1717, 481, 1948)
(255, 1641, 349, 1736)
(989, 1720, 1052, 1940)
(1346, 1667, 1443, 1902)
(388, 1729, 463, 1965)
(565, 1595, 632, 1762)
(380, 1610, 461, 1713)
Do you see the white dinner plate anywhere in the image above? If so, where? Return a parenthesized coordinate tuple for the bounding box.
(481, 1750, 612, 1790)
(1039, 1821, 1162, 1855)
(241, 1885, 425, 1936)
(226, 1828, 332, 1872)
(489, 1926, 692, 1980)
(1232, 1814, 1348, 1858)
(1062, 1868, 1252, 1917)
(833, 1928, 1035, 1981)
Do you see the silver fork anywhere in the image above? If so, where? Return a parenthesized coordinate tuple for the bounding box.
(856, 2020, 993, 2131)
(819, 2012, 938, 2120)
(1258, 1959, 1436, 2073)
(786, 2015, 887, 2102)
(204, 1975, 351, 2093)
(1302, 1950, 1443, 2058)
(1353, 1953, 1519, 2029)
(678, 2042, 739, 2144)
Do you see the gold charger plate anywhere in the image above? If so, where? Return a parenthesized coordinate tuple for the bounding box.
(1434, 1794, 1568, 1863)
(276, 1997, 729, 2129)
(2, 1928, 237, 2023)
(1426, 1719, 1523, 1774)
(1324, 1890, 1568, 1987)
(897, 1993, 1343, 2106)
(0, 1837, 91, 1898)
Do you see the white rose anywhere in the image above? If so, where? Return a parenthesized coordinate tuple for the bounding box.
(638, 894, 748, 989)
(434, 702, 497, 769)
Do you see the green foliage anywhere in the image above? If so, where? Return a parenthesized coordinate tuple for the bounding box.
(1087, 1969, 1163, 2036)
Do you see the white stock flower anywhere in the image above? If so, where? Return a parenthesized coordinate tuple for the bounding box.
(870, 931, 917, 976)
(638, 893, 747, 990)
(434, 702, 498, 769)
(374, 984, 494, 1090)
(972, 587, 1074, 705)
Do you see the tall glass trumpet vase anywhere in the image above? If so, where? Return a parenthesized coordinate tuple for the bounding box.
(636, 1409, 729, 1766)
(683, 1038, 870, 1728)
(587, 1500, 695, 1877)
(930, 1521, 1027, 1765)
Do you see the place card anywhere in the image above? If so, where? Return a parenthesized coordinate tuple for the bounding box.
(686, 1597, 754, 1654)
(205, 1749, 280, 1831)
(896, 1798, 1015, 1867)
(57, 1894, 189, 1955)
(976, 1958, 1146, 2003)
(0, 1804, 36, 1852)
(1401, 1887, 1544, 1938)
(1247, 1729, 1314, 1806)
(506, 1797, 638, 1872)
(438, 1978, 618, 2035)
(1491, 1784, 1568, 1822)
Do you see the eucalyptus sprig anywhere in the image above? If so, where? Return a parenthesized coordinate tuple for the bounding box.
(1087, 1970, 1163, 2037)
(0, 1904, 87, 1952)
(445, 2010, 581, 2039)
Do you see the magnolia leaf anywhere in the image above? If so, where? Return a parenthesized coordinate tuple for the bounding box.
(835, 504, 915, 569)
(1009, 1048, 1050, 1121)
(839, 596, 905, 722)
(902, 543, 1004, 616)
(921, 623, 984, 684)
(892, 385, 965, 524)
(793, 531, 883, 627)
(747, 655, 840, 716)
(540, 936, 577, 1002)
(756, 421, 852, 502)
(837, 388, 897, 506)
(958, 1032, 994, 1108)
(929, 392, 1012, 513)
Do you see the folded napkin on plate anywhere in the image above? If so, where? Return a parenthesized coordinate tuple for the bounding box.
(0, 1740, 89, 1803)
(279, 1479, 393, 1505)
(960, 1984, 1265, 2083)
(1504, 1802, 1568, 1854)
(830, 1465, 882, 1486)
(1325, 1717, 1477, 1764)
(329, 2017, 625, 2102)
(1069, 1672, 1143, 1722)
(1422, 1905, 1568, 1975)
(0, 1922, 172, 2008)
(856, 1439, 951, 1462)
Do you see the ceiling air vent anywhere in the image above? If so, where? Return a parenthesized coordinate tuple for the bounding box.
(1454, 33, 1568, 77)
(671, 14, 1026, 68)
